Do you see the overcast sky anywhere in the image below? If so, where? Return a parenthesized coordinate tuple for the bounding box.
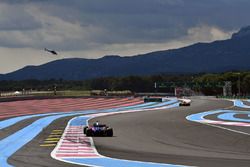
(0, 0, 249, 73)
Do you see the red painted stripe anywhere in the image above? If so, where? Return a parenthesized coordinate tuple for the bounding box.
(56, 150, 95, 153)
(59, 145, 89, 147)
(0, 97, 142, 119)
(58, 147, 93, 151)
(55, 154, 99, 157)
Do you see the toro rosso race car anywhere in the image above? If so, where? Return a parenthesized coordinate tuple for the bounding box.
(84, 122, 113, 137)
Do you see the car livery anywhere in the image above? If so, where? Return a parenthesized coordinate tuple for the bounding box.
(84, 123, 113, 137)
(179, 99, 191, 106)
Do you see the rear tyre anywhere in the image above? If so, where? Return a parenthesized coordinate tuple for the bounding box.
(83, 126, 88, 134)
(86, 129, 92, 137)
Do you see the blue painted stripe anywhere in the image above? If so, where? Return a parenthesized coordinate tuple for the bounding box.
(186, 110, 225, 122)
(0, 112, 88, 167)
(65, 157, 185, 167)
(104, 102, 157, 112)
(0, 102, 156, 130)
(126, 100, 178, 110)
(141, 99, 178, 108)
(69, 115, 89, 126)
(234, 100, 250, 108)
(162, 102, 180, 109)
(145, 99, 178, 108)
(69, 102, 179, 127)
(186, 110, 250, 122)
(104, 100, 178, 113)
(115, 102, 157, 110)
(217, 113, 250, 123)
(0, 112, 71, 130)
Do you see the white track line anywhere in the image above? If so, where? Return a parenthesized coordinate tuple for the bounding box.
(201, 122, 250, 136)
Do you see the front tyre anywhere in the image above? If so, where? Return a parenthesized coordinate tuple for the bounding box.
(107, 128, 113, 137)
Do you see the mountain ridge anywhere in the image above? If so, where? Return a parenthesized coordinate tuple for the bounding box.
(1, 26, 250, 80)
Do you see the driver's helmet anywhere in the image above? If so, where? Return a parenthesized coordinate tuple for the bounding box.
(93, 121, 99, 126)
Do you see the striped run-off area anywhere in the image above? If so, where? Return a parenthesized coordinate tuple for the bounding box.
(54, 126, 100, 158)
(52, 107, 184, 167)
(0, 97, 142, 119)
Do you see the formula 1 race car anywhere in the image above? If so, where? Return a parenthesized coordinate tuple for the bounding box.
(179, 99, 191, 106)
(83, 123, 113, 137)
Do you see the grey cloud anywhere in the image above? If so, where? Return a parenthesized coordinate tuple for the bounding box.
(46, 0, 250, 38)
(0, 0, 250, 51)
(1, 0, 250, 73)
(0, 7, 42, 31)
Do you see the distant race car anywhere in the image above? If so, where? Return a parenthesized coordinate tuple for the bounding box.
(179, 99, 191, 106)
(84, 123, 113, 137)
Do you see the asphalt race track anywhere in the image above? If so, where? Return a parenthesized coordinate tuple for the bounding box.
(90, 98, 250, 167)
(1, 97, 250, 167)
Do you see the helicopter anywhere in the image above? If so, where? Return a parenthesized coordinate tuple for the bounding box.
(44, 48, 58, 55)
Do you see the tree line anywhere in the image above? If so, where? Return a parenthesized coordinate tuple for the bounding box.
(0, 71, 250, 96)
